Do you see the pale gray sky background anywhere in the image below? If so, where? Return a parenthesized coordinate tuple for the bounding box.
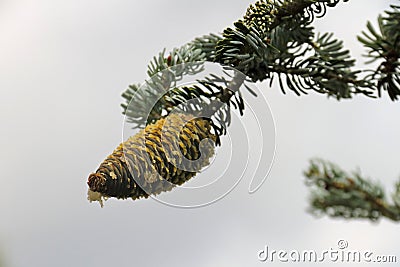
(0, 1, 399, 266)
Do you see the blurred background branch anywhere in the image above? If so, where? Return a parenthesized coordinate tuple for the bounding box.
(304, 159, 400, 222)
(303, 2, 400, 223)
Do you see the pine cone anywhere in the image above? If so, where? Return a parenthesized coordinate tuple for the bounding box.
(87, 113, 216, 206)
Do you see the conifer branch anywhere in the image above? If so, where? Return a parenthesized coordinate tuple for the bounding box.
(358, 3, 400, 100)
(121, 0, 361, 131)
(88, 0, 400, 207)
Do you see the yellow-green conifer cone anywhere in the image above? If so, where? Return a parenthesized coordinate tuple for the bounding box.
(87, 113, 216, 206)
